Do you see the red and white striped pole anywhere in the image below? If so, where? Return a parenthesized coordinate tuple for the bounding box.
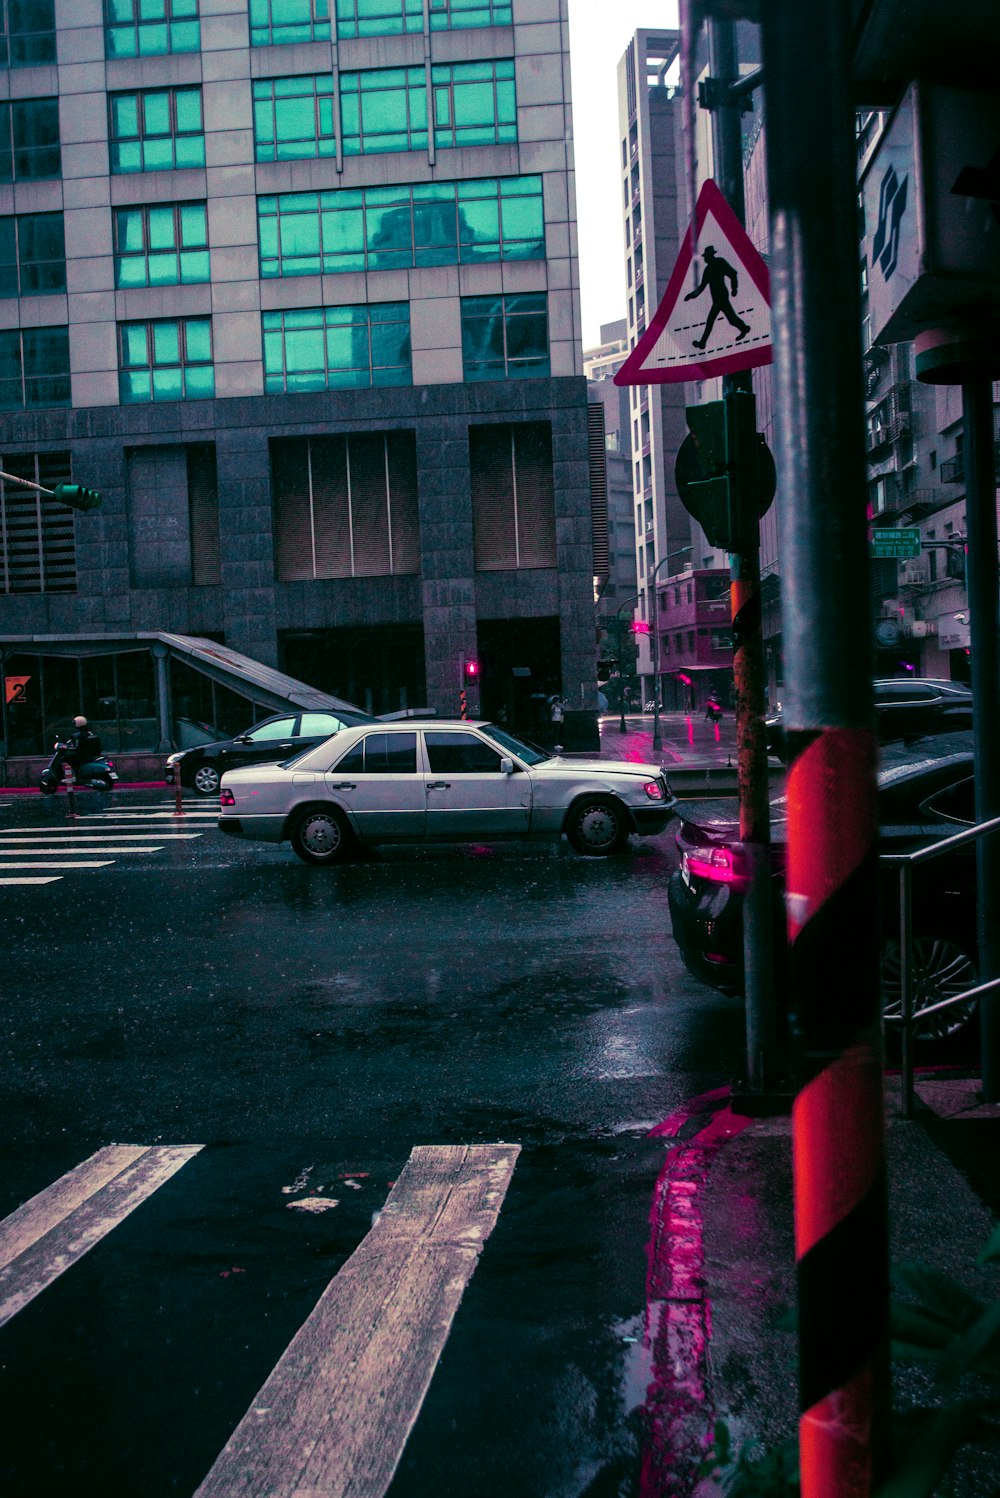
(760, 0, 891, 1487)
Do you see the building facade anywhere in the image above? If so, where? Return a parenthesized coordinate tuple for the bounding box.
(0, 0, 597, 757)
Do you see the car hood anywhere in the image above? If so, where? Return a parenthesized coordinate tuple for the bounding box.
(539, 755, 670, 779)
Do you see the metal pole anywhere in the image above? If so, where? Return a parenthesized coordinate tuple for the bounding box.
(652, 571, 663, 751)
(616, 593, 641, 734)
(760, 0, 890, 1491)
(899, 862, 914, 1121)
(706, 17, 778, 1095)
(962, 376, 1000, 1101)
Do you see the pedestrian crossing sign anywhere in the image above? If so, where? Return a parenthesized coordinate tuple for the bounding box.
(614, 179, 772, 386)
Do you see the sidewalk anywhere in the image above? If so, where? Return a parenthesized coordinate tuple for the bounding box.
(645, 1075, 1000, 1494)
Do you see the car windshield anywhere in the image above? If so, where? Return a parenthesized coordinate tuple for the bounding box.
(280, 734, 345, 769)
(478, 723, 551, 766)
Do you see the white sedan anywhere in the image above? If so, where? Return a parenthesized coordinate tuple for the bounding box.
(218, 720, 677, 864)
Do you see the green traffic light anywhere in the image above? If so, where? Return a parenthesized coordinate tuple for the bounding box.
(51, 482, 102, 512)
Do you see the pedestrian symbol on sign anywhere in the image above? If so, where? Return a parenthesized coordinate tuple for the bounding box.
(684, 245, 751, 351)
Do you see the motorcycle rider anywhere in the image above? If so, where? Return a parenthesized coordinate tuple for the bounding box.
(59, 715, 102, 779)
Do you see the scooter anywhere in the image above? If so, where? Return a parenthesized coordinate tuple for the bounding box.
(704, 699, 723, 725)
(39, 741, 118, 795)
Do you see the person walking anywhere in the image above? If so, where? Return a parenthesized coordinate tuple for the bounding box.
(684, 245, 750, 350)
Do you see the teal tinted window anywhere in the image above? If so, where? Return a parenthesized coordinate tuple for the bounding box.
(428, 0, 511, 28)
(262, 302, 410, 392)
(114, 201, 209, 288)
(2, 0, 57, 65)
(461, 292, 548, 381)
(431, 59, 516, 150)
(105, 0, 200, 58)
(0, 325, 70, 410)
(253, 75, 336, 163)
(334, 0, 421, 37)
(339, 66, 427, 156)
(0, 98, 61, 182)
(250, 0, 330, 45)
(118, 316, 214, 402)
(109, 87, 205, 173)
(0, 212, 66, 295)
(258, 176, 542, 279)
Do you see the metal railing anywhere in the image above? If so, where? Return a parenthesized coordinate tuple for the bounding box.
(882, 813, 1000, 1118)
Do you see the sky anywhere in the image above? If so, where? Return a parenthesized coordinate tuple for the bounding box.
(567, 0, 680, 350)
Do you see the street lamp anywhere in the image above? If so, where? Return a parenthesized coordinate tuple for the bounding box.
(649, 546, 693, 751)
(615, 593, 641, 733)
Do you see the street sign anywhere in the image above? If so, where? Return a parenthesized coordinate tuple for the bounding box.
(614, 179, 772, 386)
(871, 526, 921, 558)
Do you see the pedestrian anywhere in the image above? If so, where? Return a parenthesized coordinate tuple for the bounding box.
(684, 245, 750, 350)
(549, 693, 565, 747)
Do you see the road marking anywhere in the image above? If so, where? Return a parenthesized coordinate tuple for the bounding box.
(0, 830, 201, 840)
(0, 860, 115, 869)
(195, 1143, 520, 1498)
(0, 846, 163, 855)
(0, 1145, 203, 1329)
(0, 876, 62, 885)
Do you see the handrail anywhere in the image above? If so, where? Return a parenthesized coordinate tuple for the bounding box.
(880, 813, 1000, 1118)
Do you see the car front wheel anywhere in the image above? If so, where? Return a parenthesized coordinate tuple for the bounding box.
(290, 806, 353, 865)
(192, 763, 221, 796)
(881, 936, 978, 1045)
(565, 796, 630, 856)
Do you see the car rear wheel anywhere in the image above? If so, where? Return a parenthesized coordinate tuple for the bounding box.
(881, 936, 978, 1044)
(565, 796, 629, 856)
(192, 764, 221, 796)
(290, 806, 353, 866)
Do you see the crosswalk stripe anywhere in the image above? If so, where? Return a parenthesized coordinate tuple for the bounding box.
(0, 876, 61, 885)
(0, 846, 163, 855)
(195, 1143, 520, 1498)
(0, 861, 115, 869)
(0, 1145, 203, 1329)
(0, 830, 202, 840)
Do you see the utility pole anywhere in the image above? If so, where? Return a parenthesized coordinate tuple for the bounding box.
(650, 546, 692, 751)
(760, 1, 891, 1491)
(703, 19, 779, 1096)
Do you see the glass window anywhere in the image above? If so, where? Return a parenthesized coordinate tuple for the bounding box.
(118, 316, 215, 403)
(105, 0, 199, 58)
(1, 0, 56, 65)
(300, 712, 352, 737)
(339, 66, 428, 157)
(430, 59, 516, 150)
(250, 0, 331, 45)
(461, 292, 549, 381)
(258, 175, 542, 279)
(252, 75, 336, 163)
(246, 716, 296, 740)
(0, 212, 66, 296)
(424, 731, 504, 773)
(428, 0, 511, 27)
(0, 326, 70, 410)
(334, 0, 421, 38)
(262, 302, 410, 393)
(113, 201, 209, 288)
(362, 731, 417, 773)
(109, 87, 205, 173)
(0, 98, 61, 182)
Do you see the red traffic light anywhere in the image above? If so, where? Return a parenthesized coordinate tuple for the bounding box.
(465, 660, 479, 677)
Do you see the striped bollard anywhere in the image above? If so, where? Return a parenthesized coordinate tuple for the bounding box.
(459, 689, 467, 720)
(786, 726, 890, 1493)
(62, 760, 78, 820)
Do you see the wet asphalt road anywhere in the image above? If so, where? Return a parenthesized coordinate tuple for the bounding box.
(0, 786, 744, 1497)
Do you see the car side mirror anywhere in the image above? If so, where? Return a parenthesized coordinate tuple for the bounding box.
(235, 734, 252, 744)
(500, 757, 514, 775)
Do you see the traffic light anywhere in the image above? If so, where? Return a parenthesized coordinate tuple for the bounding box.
(464, 659, 479, 678)
(51, 482, 102, 512)
(674, 391, 775, 553)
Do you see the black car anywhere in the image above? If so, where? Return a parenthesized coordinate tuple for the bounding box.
(164, 707, 375, 795)
(765, 678, 973, 760)
(667, 735, 982, 1045)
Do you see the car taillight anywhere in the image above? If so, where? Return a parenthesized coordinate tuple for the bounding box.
(682, 844, 744, 885)
(220, 788, 235, 807)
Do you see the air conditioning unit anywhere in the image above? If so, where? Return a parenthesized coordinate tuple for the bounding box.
(906, 619, 935, 639)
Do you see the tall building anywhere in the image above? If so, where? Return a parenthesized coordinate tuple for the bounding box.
(586, 319, 637, 706)
(0, 0, 597, 763)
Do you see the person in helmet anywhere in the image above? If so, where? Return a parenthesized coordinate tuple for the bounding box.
(66, 715, 102, 774)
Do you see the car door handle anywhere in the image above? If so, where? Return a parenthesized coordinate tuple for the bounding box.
(427, 781, 451, 790)
(330, 782, 356, 790)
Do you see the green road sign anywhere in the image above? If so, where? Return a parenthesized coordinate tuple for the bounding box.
(871, 526, 920, 558)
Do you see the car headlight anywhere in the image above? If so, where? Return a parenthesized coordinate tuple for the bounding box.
(165, 752, 185, 766)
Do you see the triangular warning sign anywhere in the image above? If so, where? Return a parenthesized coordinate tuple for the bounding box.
(615, 179, 771, 386)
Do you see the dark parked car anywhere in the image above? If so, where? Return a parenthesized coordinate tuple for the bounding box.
(668, 735, 982, 1044)
(165, 707, 375, 795)
(765, 678, 973, 759)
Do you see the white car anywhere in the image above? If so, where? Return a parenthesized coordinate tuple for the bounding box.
(218, 719, 677, 864)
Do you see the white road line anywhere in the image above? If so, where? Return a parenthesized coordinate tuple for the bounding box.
(195, 1143, 520, 1498)
(0, 861, 115, 869)
(0, 846, 163, 855)
(0, 876, 62, 885)
(0, 831, 201, 840)
(0, 1145, 203, 1328)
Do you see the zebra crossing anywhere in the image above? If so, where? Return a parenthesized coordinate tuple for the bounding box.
(0, 800, 219, 886)
(0, 1141, 519, 1497)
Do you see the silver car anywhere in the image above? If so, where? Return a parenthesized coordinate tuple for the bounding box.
(218, 720, 677, 864)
